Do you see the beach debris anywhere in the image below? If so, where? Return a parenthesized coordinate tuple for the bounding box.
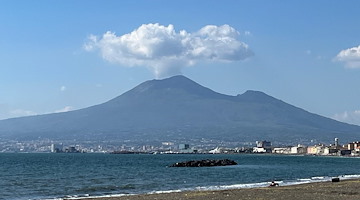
(332, 177, 340, 182)
(169, 159, 237, 167)
(269, 181, 279, 187)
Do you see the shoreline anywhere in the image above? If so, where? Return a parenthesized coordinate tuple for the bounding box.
(70, 178, 360, 200)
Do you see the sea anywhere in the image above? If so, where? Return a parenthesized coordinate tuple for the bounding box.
(1, 153, 360, 200)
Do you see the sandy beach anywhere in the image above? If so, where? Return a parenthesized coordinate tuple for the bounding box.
(80, 179, 360, 200)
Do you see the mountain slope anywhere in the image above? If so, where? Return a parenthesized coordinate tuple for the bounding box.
(0, 75, 359, 143)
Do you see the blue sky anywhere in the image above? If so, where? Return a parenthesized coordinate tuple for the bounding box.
(1, 0, 360, 125)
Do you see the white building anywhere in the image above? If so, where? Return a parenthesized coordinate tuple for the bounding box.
(209, 147, 223, 154)
(253, 147, 268, 153)
(291, 145, 307, 154)
(273, 147, 291, 154)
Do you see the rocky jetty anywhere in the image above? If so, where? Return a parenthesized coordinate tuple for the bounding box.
(170, 159, 237, 167)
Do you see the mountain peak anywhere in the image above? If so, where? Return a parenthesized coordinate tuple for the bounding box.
(152, 75, 198, 89)
(237, 90, 282, 104)
(236, 90, 270, 98)
(159, 74, 191, 81)
(125, 75, 224, 99)
(243, 90, 268, 96)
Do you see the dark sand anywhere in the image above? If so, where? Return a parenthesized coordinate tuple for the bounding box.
(79, 179, 360, 200)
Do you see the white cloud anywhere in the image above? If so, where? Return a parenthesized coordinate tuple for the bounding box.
(55, 106, 73, 113)
(60, 86, 66, 92)
(333, 110, 360, 126)
(0, 104, 38, 120)
(334, 45, 360, 68)
(9, 109, 37, 117)
(85, 23, 253, 78)
(0, 104, 75, 120)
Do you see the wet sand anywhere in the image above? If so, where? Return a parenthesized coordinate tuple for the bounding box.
(79, 179, 360, 200)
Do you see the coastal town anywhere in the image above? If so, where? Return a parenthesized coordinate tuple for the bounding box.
(1, 137, 359, 157)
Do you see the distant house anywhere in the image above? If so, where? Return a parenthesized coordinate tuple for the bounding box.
(356, 146, 360, 153)
(307, 144, 325, 155)
(208, 147, 236, 154)
(273, 147, 291, 154)
(253, 140, 272, 153)
(253, 147, 269, 153)
(347, 141, 360, 151)
(339, 149, 352, 156)
(290, 145, 307, 154)
(307, 146, 317, 155)
(347, 141, 360, 156)
(256, 140, 271, 148)
(65, 146, 78, 153)
(323, 147, 338, 155)
(178, 144, 194, 153)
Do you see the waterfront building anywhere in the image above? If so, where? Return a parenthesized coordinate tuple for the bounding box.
(273, 147, 291, 154)
(253, 147, 270, 153)
(335, 138, 339, 147)
(339, 149, 352, 156)
(307, 144, 325, 155)
(179, 144, 190, 150)
(323, 147, 338, 155)
(254, 140, 272, 153)
(64, 146, 78, 153)
(50, 143, 63, 153)
(346, 141, 360, 156)
(290, 145, 307, 154)
(178, 144, 194, 153)
(256, 141, 271, 148)
(347, 141, 360, 151)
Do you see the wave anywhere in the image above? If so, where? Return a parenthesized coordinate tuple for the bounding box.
(54, 193, 132, 200)
(53, 173, 360, 200)
(74, 184, 136, 194)
(340, 174, 360, 179)
(148, 189, 183, 194)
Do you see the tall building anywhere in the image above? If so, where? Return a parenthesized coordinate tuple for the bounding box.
(256, 141, 271, 148)
(178, 144, 193, 153)
(50, 143, 63, 153)
(179, 144, 190, 150)
(335, 138, 339, 147)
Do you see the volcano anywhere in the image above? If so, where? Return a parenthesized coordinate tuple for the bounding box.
(0, 75, 359, 144)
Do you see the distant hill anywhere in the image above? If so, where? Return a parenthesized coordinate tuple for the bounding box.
(0, 75, 359, 144)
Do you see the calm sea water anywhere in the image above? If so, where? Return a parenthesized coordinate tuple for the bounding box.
(0, 153, 360, 200)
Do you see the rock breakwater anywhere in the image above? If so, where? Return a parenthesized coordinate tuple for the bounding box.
(170, 159, 237, 167)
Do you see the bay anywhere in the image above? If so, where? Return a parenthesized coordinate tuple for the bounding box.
(0, 153, 359, 200)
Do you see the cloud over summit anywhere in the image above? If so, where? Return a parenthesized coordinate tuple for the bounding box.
(335, 45, 360, 68)
(85, 23, 253, 78)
